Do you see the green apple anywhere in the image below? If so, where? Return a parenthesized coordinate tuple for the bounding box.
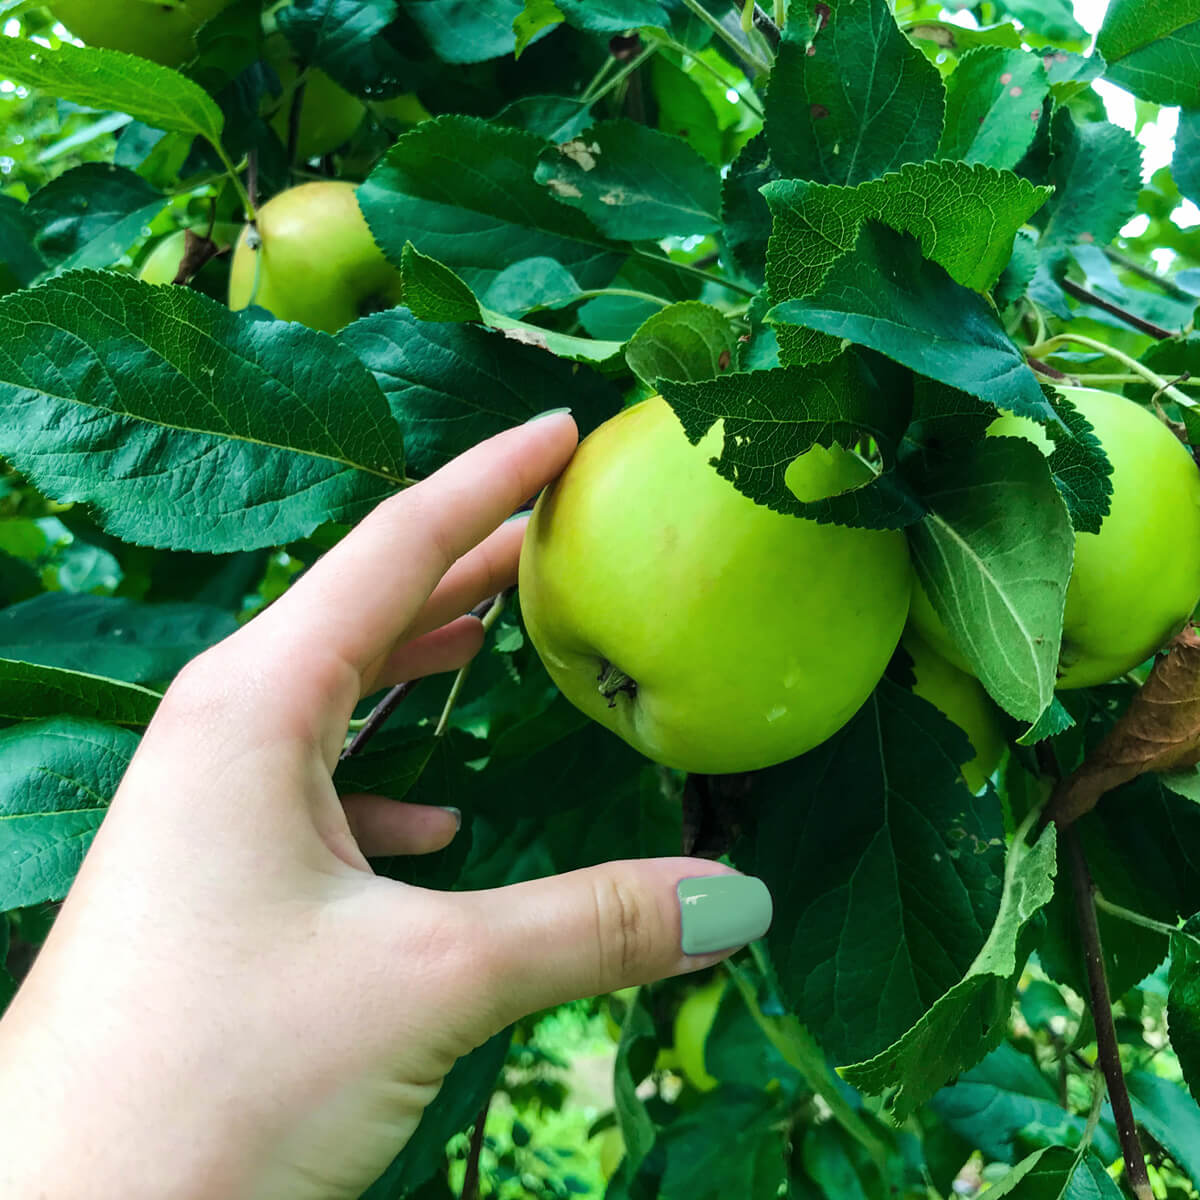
(262, 33, 365, 160)
(910, 385, 1200, 690)
(227, 182, 404, 333)
(518, 397, 912, 774)
(903, 630, 1005, 792)
(595, 1126, 624, 1180)
(673, 978, 724, 1092)
(50, 0, 234, 66)
(137, 224, 240, 286)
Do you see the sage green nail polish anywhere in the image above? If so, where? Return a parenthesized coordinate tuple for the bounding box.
(525, 406, 572, 422)
(678, 875, 773, 956)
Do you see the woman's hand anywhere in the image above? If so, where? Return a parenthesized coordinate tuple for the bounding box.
(0, 411, 772, 1200)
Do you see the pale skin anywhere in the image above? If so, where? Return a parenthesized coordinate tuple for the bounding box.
(0, 413, 754, 1199)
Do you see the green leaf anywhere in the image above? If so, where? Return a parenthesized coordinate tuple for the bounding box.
(721, 131, 775, 286)
(763, 162, 1051, 368)
(1126, 1070, 1200, 1187)
(767, 161, 1051, 299)
(1003, 0, 1086, 43)
(611, 989, 657, 1175)
(0, 718, 140, 910)
(399, 241, 483, 322)
(650, 54, 725, 168)
(553, 0, 671, 33)
(767, 222, 1050, 415)
(0, 593, 235, 685)
(407, 0, 545, 64)
(659, 358, 924, 528)
(276, 0, 419, 99)
(339, 307, 620, 477)
(360, 1030, 511, 1199)
(535, 119, 722, 241)
(930, 1044, 1119, 1163)
(737, 680, 1008, 1068)
(26, 163, 167, 275)
(1175, 109, 1200, 207)
(1042, 384, 1113, 536)
(0, 37, 223, 142)
(1096, 0, 1200, 107)
(842, 820, 1055, 1120)
(1038, 110, 1144, 252)
(624, 301, 738, 387)
(655, 1089, 788, 1199)
(905, 19, 1024, 56)
(0, 272, 404, 553)
(765, 0, 944, 186)
(514, 0, 565, 57)
(938, 48, 1049, 170)
(907, 438, 1074, 723)
(983, 1146, 1123, 1199)
(359, 115, 623, 296)
(1169, 931, 1200, 1109)
(0, 195, 45, 294)
(578, 252, 700, 341)
(482, 256, 582, 316)
(0, 659, 160, 726)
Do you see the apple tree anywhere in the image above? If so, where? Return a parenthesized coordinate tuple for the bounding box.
(3, 0, 1200, 1196)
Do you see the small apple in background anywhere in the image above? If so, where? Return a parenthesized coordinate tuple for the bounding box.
(673, 978, 725, 1093)
(902, 631, 1005, 792)
(227, 181, 404, 333)
(261, 33, 365, 160)
(518, 396, 912, 774)
(137, 223, 240, 286)
(910, 385, 1200, 690)
(49, 0, 234, 66)
(595, 1125, 624, 1180)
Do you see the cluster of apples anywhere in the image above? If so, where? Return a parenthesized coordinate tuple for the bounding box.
(518, 386, 1200, 781)
(85, 4, 1200, 787)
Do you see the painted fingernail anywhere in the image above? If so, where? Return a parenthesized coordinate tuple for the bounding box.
(677, 875, 773, 956)
(525, 407, 572, 422)
(438, 806, 462, 831)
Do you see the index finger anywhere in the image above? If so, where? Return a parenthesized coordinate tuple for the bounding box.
(263, 410, 578, 677)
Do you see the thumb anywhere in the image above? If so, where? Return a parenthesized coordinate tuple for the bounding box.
(459, 860, 772, 1029)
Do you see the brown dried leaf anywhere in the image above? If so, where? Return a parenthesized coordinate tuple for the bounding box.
(1049, 626, 1200, 826)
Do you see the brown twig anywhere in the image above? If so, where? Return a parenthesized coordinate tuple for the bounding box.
(460, 1098, 492, 1200)
(1026, 354, 1073, 381)
(1063, 828, 1153, 1200)
(1059, 278, 1176, 340)
(339, 591, 506, 761)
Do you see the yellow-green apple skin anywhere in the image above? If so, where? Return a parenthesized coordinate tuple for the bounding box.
(518, 397, 912, 774)
(50, 0, 233, 66)
(262, 33, 365, 160)
(673, 979, 724, 1092)
(596, 1127, 624, 1180)
(227, 182, 404, 333)
(910, 386, 1200, 689)
(903, 631, 1005, 791)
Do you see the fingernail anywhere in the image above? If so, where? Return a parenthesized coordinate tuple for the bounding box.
(438, 806, 462, 831)
(677, 874, 773, 956)
(525, 407, 572, 423)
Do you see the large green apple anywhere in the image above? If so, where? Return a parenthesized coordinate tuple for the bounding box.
(262, 34, 365, 160)
(903, 630, 1005, 792)
(227, 182, 404, 333)
(518, 397, 912, 774)
(50, 0, 234, 66)
(910, 385, 1200, 689)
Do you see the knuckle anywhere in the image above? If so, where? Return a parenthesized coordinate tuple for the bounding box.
(592, 873, 653, 986)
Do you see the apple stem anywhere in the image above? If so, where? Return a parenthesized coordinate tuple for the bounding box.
(596, 662, 637, 706)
